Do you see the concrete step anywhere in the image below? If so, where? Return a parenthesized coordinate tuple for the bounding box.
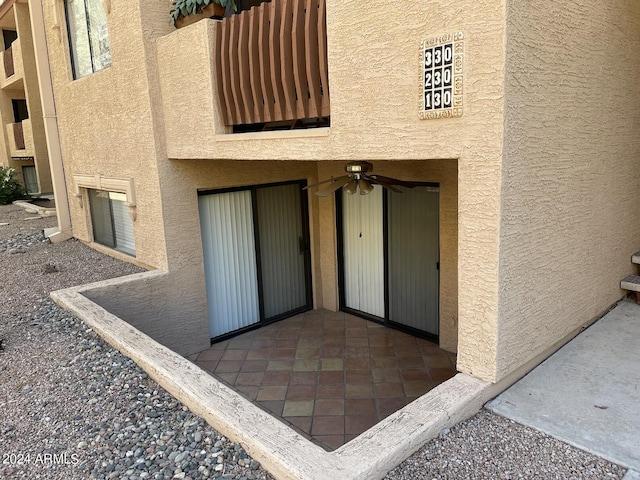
(621, 274, 640, 292)
(632, 252, 640, 264)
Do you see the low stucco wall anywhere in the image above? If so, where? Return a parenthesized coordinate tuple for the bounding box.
(81, 270, 210, 356)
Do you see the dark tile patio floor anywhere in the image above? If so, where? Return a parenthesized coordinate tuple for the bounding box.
(191, 309, 457, 451)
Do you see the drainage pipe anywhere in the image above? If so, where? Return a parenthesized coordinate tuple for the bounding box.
(27, 0, 72, 243)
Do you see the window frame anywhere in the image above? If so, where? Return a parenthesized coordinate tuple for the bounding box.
(64, 0, 112, 79)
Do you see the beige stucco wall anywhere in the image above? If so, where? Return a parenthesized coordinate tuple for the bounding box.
(43, 0, 170, 270)
(495, 1, 640, 381)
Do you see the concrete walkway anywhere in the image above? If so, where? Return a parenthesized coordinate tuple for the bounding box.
(488, 299, 640, 475)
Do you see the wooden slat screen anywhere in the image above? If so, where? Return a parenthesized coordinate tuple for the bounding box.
(13, 121, 24, 150)
(4, 45, 14, 78)
(215, 0, 330, 127)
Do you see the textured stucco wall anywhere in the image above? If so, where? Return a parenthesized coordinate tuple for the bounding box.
(44, 0, 170, 270)
(496, 1, 640, 381)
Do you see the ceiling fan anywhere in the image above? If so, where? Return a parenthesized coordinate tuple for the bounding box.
(304, 161, 416, 197)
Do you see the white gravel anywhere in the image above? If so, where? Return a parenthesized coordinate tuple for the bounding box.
(0, 204, 628, 480)
(0, 204, 273, 480)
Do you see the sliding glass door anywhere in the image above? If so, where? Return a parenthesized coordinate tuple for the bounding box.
(340, 185, 440, 339)
(199, 181, 312, 340)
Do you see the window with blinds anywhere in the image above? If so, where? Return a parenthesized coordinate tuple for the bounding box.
(88, 189, 135, 256)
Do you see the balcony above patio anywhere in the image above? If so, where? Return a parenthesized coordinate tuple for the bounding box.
(157, 0, 331, 160)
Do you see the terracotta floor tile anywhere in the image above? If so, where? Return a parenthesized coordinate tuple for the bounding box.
(211, 340, 230, 350)
(397, 356, 426, 369)
(374, 382, 404, 398)
(275, 338, 299, 349)
(315, 435, 345, 451)
(320, 358, 344, 371)
(227, 338, 253, 349)
(346, 328, 368, 338)
(214, 360, 244, 373)
(295, 347, 321, 359)
(345, 316, 368, 328)
(368, 334, 394, 347)
(314, 398, 344, 416)
(235, 372, 265, 386)
(266, 359, 294, 371)
(377, 397, 409, 419)
(345, 337, 369, 347)
(299, 326, 324, 336)
(246, 348, 272, 360)
(345, 398, 376, 415)
(235, 385, 259, 401)
(258, 400, 284, 416)
(369, 346, 395, 357)
(221, 349, 248, 361)
(429, 368, 457, 382)
(320, 346, 345, 357)
(345, 383, 374, 398)
(195, 360, 218, 372)
(346, 347, 370, 358)
(289, 371, 318, 385)
(324, 319, 345, 329)
(256, 385, 288, 401)
(372, 368, 402, 384)
(287, 416, 313, 434)
(395, 345, 422, 357)
(292, 359, 320, 371)
(316, 383, 345, 399)
(311, 416, 344, 435)
(318, 371, 344, 384)
(277, 329, 301, 339)
(403, 381, 434, 397)
(262, 371, 291, 385)
(323, 336, 346, 347)
(196, 310, 458, 451)
(346, 369, 373, 384)
(271, 348, 297, 359)
(400, 368, 430, 383)
(213, 372, 237, 385)
(197, 349, 224, 362)
(345, 414, 378, 435)
(371, 357, 399, 369)
(423, 354, 456, 369)
(297, 337, 322, 348)
(283, 400, 315, 417)
(241, 360, 269, 372)
(286, 384, 317, 400)
(250, 338, 276, 349)
(324, 311, 346, 321)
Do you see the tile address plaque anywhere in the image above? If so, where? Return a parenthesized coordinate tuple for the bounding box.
(420, 32, 464, 120)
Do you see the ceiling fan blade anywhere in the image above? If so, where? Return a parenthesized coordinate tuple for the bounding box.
(367, 175, 402, 193)
(303, 177, 340, 190)
(371, 175, 416, 189)
(315, 176, 352, 197)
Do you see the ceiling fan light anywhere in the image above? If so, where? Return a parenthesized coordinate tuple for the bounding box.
(359, 178, 373, 195)
(344, 179, 358, 195)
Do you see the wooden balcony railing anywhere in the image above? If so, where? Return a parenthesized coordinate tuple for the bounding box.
(214, 0, 330, 128)
(4, 45, 14, 78)
(13, 121, 25, 150)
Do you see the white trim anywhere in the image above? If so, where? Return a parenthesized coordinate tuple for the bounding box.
(73, 174, 137, 221)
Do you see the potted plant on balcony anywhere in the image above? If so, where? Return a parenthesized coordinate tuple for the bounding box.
(171, 0, 236, 28)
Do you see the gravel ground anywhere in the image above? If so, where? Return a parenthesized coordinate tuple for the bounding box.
(385, 410, 627, 480)
(0, 203, 629, 480)
(0, 204, 273, 480)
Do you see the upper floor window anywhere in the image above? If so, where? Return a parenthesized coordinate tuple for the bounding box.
(65, 0, 111, 79)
